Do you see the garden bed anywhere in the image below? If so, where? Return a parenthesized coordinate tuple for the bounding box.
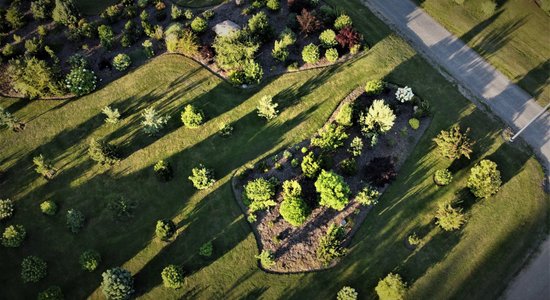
(232, 84, 431, 273)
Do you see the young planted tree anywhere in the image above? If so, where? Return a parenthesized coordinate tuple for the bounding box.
(375, 273, 407, 300)
(181, 104, 204, 128)
(432, 125, 474, 160)
(37, 286, 64, 300)
(156, 219, 176, 241)
(348, 137, 363, 157)
(161, 264, 185, 289)
(101, 267, 134, 300)
(21, 256, 47, 283)
(33, 155, 56, 179)
(141, 108, 170, 135)
(102, 106, 121, 124)
(0, 106, 25, 132)
(255, 250, 275, 268)
(315, 170, 351, 211)
(467, 159, 502, 198)
(359, 100, 396, 135)
(52, 0, 79, 26)
(244, 178, 277, 212)
(279, 180, 309, 226)
(297, 9, 321, 35)
(301, 152, 321, 178)
(337, 286, 358, 300)
(79, 250, 101, 272)
(98, 25, 115, 48)
(256, 95, 279, 121)
(435, 203, 466, 231)
(316, 223, 346, 265)
(66, 209, 85, 233)
(88, 138, 119, 166)
(8, 57, 64, 99)
(2, 224, 26, 247)
(310, 123, 348, 151)
(188, 165, 215, 189)
(302, 43, 320, 64)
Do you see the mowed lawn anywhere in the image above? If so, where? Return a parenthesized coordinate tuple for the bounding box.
(415, 0, 550, 106)
(0, 0, 548, 299)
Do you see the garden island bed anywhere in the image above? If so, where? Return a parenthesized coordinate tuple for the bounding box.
(232, 83, 431, 273)
(0, 0, 364, 98)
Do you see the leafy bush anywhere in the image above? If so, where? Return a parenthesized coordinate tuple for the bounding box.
(213, 31, 259, 71)
(247, 12, 272, 41)
(272, 28, 296, 62)
(334, 14, 352, 30)
(360, 100, 396, 134)
(101, 5, 122, 22)
(244, 178, 276, 212)
(156, 219, 176, 241)
(407, 233, 421, 246)
(433, 169, 453, 186)
(0, 106, 24, 132)
(154, 160, 173, 181)
(171, 5, 183, 20)
(101, 267, 134, 300)
(8, 57, 64, 99)
(107, 194, 137, 221)
(40, 200, 57, 215)
(2, 224, 26, 247)
(88, 138, 119, 165)
(2, 44, 16, 58)
(31, 0, 53, 21)
(408, 118, 420, 130)
(266, 0, 281, 11)
(6, 3, 25, 30)
(112, 54, 131, 71)
(0, 199, 14, 220)
(365, 79, 386, 96)
(365, 157, 397, 186)
(102, 106, 121, 124)
(141, 107, 170, 135)
(199, 241, 213, 257)
(297, 9, 321, 34)
(336, 102, 353, 127)
(395, 86, 414, 103)
(21, 256, 47, 283)
(316, 224, 346, 265)
(302, 43, 320, 64)
(325, 48, 339, 63)
(191, 16, 208, 33)
(33, 154, 56, 179)
(218, 122, 234, 137)
(181, 105, 204, 128)
(336, 26, 361, 49)
(65, 66, 97, 96)
(242, 59, 264, 84)
(188, 165, 215, 189)
(66, 209, 85, 233)
(432, 125, 474, 160)
(142, 39, 155, 58)
(375, 273, 407, 300)
(435, 204, 466, 231)
(348, 137, 363, 157)
(255, 250, 275, 268)
(165, 28, 200, 56)
(337, 286, 358, 300)
(467, 159, 501, 198)
(184, 9, 193, 20)
(79, 250, 101, 272)
(37, 286, 63, 300)
(280, 196, 309, 226)
(257, 95, 279, 121)
(301, 152, 321, 178)
(311, 124, 348, 151)
(338, 158, 357, 176)
(355, 184, 380, 206)
(24, 38, 42, 55)
(161, 264, 185, 289)
(98, 25, 115, 48)
(282, 180, 301, 198)
(319, 29, 337, 48)
(315, 170, 351, 211)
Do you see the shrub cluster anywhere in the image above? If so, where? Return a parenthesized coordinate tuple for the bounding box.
(311, 124, 348, 151)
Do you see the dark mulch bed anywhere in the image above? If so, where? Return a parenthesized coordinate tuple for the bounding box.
(232, 84, 431, 273)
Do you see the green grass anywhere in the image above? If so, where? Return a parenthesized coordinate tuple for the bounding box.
(0, 0, 548, 299)
(415, 0, 550, 105)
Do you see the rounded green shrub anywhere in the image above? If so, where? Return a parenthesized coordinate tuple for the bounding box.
(112, 53, 131, 71)
(65, 67, 97, 96)
(364, 79, 385, 95)
(79, 250, 101, 272)
(467, 159, 501, 198)
(101, 267, 134, 300)
(162, 264, 185, 289)
(40, 200, 57, 215)
(325, 48, 339, 63)
(435, 204, 465, 231)
(180, 104, 204, 128)
(337, 286, 358, 300)
(279, 197, 309, 226)
(2, 224, 26, 247)
(375, 273, 407, 300)
(156, 219, 176, 241)
(334, 14, 352, 30)
(266, 0, 280, 11)
(315, 170, 351, 211)
(433, 169, 452, 186)
(66, 209, 85, 234)
(199, 241, 213, 257)
(355, 184, 380, 206)
(302, 43, 320, 64)
(21, 256, 47, 283)
(408, 118, 420, 130)
(319, 29, 337, 48)
(191, 16, 207, 33)
(0, 199, 14, 220)
(188, 165, 215, 190)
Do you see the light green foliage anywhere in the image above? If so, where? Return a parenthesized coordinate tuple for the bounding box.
(0, 199, 14, 220)
(325, 48, 339, 63)
(311, 124, 348, 151)
(334, 14, 352, 30)
(181, 105, 204, 128)
(348, 137, 363, 157)
(33, 154, 56, 179)
(256, 95, 279, 121)
(101, 267, 134, 300)
(364, 79, 385, 95)
(213, 31, 259, 71)
(88, 138, 119, 165)
(266, 0, 280, 11)
(434, 169, 453, 186)
(66, 209, 85, 233)
(408, 118, 420, 130)
(375, 273, 407, 300)
(355, 184, 380, 206)
(156, 219, 176, 241)
(189, 165, 215, 190)
(24, 38, 42, 55)
(8, 57, 63, 99)
(407, 233, 421, 246)
(272, 28, 296, 62)
(184, 9, 193, 20)
(435, 204, 466, 231)
(247, 11, 271, 40)
(171, 5, 183, 20)
(40, 200, 57, 215)
(315, 170, 351, 211)
(218, 122, 234, 137)
(79, 250, 101, 272)
(282, 180, 302, 198)
(154, 160, 173, 181)
(141, 107, 170, 135)
(359, 100, 396, 134)
(302, 43, 320, 64)
(255, 250, 275, 268)
(6, 3, 25, 29)
(65, 66, 97, 96)
(31, 0, 52, 21)
(316, 224, 346, 265)
(98, 25, 115, 48)
(279, 196, 309, 226)
(21, 256, 47, 283)
(142, 39, 155, 58)
(102, 106, 121, 125)
(337, 286, 358, 300)
(301, 152, 321, 178)
(319, 29, 337, 48)
(336, 102, 353, 126)
(0, 106, 23, 131)
(2, 224, 26, 247)
(112, 54, 132, 71)
(242, 59, 264, 84)
(161, 264, 185, 289)
(191, 16, 208, 33)
(432, 125, 474, 160)
(244, 178, 276, 212)
(199, 241, 213, 257)
(37, 286, 63, 300)
(467, 159, 502, 198)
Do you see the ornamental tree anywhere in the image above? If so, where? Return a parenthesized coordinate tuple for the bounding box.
(188, 165, 215, 189)
(37, 286, 63, 300)
(359, 100, 396, 134)
(33, 154, 56, 179)
(2, 224, 26, 247)
(0, 199, 14, 220)
(141, 107, 170, 135)
(279, 196, 309, 226)
(162, 264, 185, 289)
(467, 159, 502, 198)
(302, 43, 320, 64)
(256, 95, 279, 121)
(66, 209, 85, 233)
(315, 170, 351, 211)
(52, 0, 79, 26)
(88, 138, 119, 166)
(301, 152, 321, 178)
(101, 267, 134, 300)
(435, 204, 466, 231)
(375, 273, 407, 300)
(311, 123, 348, 151)
(156, 219, 176, 241)
(337, 286, 358, 300)
(316, 223, 346, 265)
(79, 250, 101, 272)
(181, 104, 204, 128)
(244, 178, 276, 212)
(432, 125, 474, 160)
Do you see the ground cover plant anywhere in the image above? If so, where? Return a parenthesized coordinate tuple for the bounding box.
(0, 0, 547, 298)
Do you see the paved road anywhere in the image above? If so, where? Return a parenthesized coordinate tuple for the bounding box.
(360, 0, 550, 299)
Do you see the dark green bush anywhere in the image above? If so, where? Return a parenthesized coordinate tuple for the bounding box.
(2, 224, 26, 247)
(79, 250, 101, 272)
(156, 219, 176, 241)
(161, 264, 185, 289)
(21, 256, 47, 283)
(37, 286, 64, 300)
(66, 209, 85, 233)
(101, 267, 134, 300)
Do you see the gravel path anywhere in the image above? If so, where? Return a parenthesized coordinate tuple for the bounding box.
(359, 0, 550, 299)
